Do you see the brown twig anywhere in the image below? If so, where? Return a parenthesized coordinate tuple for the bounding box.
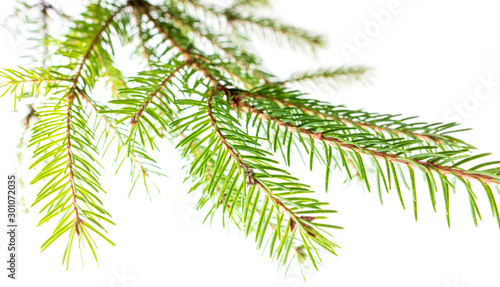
(237, 91, 444, 144)
(65, 92, 83, 235)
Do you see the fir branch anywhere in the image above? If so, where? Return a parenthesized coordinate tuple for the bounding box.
(172, 82, 340, 268)
(0, 67, 73, 84)
(5, 0, 500, 274)
(25, 3, 127, 268)
(176, 0, 223, 18)
(230, 95, 500, 185)
(29, 93, 115, 269)
(237, 88, 461, 146)
(181, 129, 308, 264)
(205, 87, 339, 257)
(153, 4, 260, 71)
(0, 69, 73, 111)
(142, 1, 271, 88)
(232, 0, 271, 9)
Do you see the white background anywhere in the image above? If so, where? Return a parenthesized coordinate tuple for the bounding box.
(1, 0, 500, 286)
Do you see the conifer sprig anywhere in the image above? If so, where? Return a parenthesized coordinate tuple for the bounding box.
(172, 84, 339, 269)
(235, 86, 469, 148)
(228, 91, 500, 224)
(5, 2, 128, 268)
(77, 89, 151, 180)
(1, 0, 499, 274)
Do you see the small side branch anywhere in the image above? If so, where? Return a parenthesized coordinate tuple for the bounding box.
(207, 90, 313, 234)
(138, 1, 219, 85)
(66, 5, 127, 97)
(131, 7, 153, 69)
(77, 88, 148, 177)
(130, 63, 187, 125)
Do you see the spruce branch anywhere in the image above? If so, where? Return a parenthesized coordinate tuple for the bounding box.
(4, 0, 500, 275)
(285, 66, 370, 83)
(104, 59, 187, 156)
(172, 81, 340, 268)
(231, 95, 500, 184)
(236, 87, 467, 148)
(232, 0, 271, 9)
(179, 125, 309, 267)
(0, 67, 73, 108)
(151, 4, 256, 68)
(228, 93, 500, 226)
(22, 3, 127, 267)
(29, 93, 115, 269)
(176, 0, 228, 19)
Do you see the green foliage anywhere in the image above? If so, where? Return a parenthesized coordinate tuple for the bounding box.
(1, 0, 499, 276)
(172, 83, 339, 270)
(284, 66, 372, 90)
(0, 67, 72, 108)
(222, 10, 324, 51)
(1, 0, 72, 66)
(29, 94, 115, 270)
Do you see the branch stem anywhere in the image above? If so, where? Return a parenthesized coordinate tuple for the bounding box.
(206, 90, 310, 234)
(238, 91, 444, 144)
(65, 92, 82, 236)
